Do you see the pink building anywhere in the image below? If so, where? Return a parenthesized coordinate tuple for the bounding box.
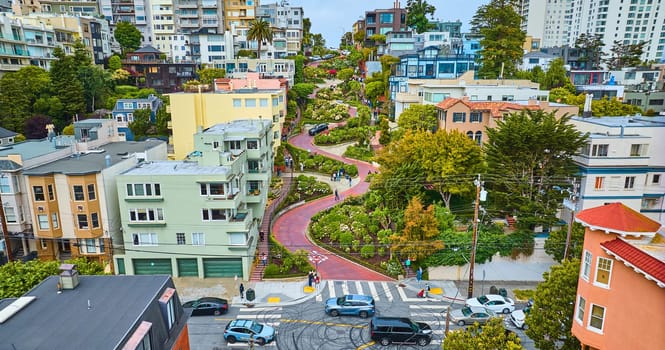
(572, 203, 665, 350)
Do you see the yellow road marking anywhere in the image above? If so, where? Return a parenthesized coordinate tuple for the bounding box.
(267, 296, 281, 303)
(430, 287, 443, 295)
(303, 286, 315, 293)
(281, 319, 367, 328)
(356, 341, 376, 349)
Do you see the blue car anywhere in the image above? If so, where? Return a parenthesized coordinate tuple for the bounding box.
(325, 294, 375, 318)
(224, 319, 276, 345)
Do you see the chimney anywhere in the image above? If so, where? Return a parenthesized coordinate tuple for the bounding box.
(59, 264, 80, 290)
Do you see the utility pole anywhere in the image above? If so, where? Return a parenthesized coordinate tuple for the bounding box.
(563, 179, 580, 261)
(468, 175, 486, 298)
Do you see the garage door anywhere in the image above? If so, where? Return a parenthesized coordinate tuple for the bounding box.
(133, 259, 173, 275)
(202, 258, 242, 278)
(177, 258, 199, 277)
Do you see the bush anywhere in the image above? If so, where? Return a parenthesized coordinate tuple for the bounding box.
(343, 145, 374, 162)
(285, 144, 358, 176)
(360, 244, 375, 258)
(263, 263, 281, 277)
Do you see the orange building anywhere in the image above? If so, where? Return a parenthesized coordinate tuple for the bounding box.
(435, 97, 579, 145)
(572, 203, 665, 350)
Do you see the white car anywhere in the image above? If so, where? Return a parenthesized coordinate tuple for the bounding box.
(465, 294, 515, 314)
(510, 299, 533, 329)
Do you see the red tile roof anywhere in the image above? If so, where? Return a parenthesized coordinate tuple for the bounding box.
(575, 203, 662, 236)
(601, 238, 665, 286)
(435, 98, 540, 117)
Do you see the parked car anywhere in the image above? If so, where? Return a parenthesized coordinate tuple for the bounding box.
(182, 297, 228, 316)
(466, 294, 515, 314)
(224, 319, 276, 345)
(311, 55, 321, 61)
(510, 299, 533, 329)
(323, 54, 335, 60)
(325, 294, 375, 318)
(369, 316, 432, 346)
(308, 123, 328, 136)
(449, 306, 497, 326)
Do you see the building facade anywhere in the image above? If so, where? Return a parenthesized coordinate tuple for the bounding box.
(112, 94, 164, 140)
(115, 119, 272, 279)
(168, 72, 287, 159)
(363, 0, 407, 45)
(570, 116, 665, 224)
(212, 57, 296, 86)
(572, 203, 665, 350)
(257, 1, 304, 58)
(122, 45, 198, 93)
(436, 97, 578, 144)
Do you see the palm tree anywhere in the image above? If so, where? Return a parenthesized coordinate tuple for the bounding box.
(246, 19, 273, 59)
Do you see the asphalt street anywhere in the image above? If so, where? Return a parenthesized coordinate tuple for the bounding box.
(187, 280, 537, 350)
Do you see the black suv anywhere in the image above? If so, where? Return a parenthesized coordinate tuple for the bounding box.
(308, 123, 328, 136)
(369, 316, 432, 346)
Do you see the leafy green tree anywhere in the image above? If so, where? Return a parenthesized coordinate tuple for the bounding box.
(368, 34, 386, 44)
(542, 58, 575, 92)
(294, 55, 305, 84)
(112, 68, 131, 83)
(364, 81, 384, 105)
(114, 21, 142, 54)
(247, 19, 273, 59)
(50, 47, 86, 129)
(353, 31, 365, 45)
(545, 222, 585, 262)
(484, 110, 588, 229)
(603, 40, 647, 70)
(443, 317, 524, 350)
(396, 104, 438, 132)
(24, 115, 52, 139)
(526, 259, 581, 350)
(108, 55, 122, 70)
(236, 49, 255, 58)
(340, 31, 353, 48)
(549, 87, 575, 103)
(62, 124, 75, 135)
(291, 83, 316, 105)
(471, 0, 525, 79)
(391, 197, 443, 262)
(302, 18, 312, 49)
(79, 65, 112, 112)
(155, 105, 171, 135)
(574, 33, 604, 70)
(336, 68, 354, 81)
(0, 66, 50, 133)
(128, 108, 152, 139)
(405, 0, 436, 33)
(197, 67, 226, 84)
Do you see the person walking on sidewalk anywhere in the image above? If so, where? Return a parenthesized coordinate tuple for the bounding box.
(334, 189, 339, 201)
(425, 283, 430, 298)
(239, 283, 245, 299)
(260, 252, 268, 266)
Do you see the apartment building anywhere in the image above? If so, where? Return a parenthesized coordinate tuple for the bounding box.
(122, 45, 198, 93)
(0, 271, 191, 350)
(99, 0, 152, 46)
(0, 13, 56, 76)
(436, 97, 578, 144)
(21, 137, 167, 266)
(168, 72, 287, 159)
(212, 57, 296, 86)
(569, 115, 665, 224)
(115, 119, 272, 279)
(572, 203, 665, 350)
(172, 27, 234, 63)
(112, 94, 164, 140)
(224, 0, 256, 33)
(151, 0, 176, 55)
(257, 1, 304, 58)
(391, 71, 549, 120)
(363, 0, 407, 45)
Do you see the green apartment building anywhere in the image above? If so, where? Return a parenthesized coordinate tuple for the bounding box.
(114, 119, 273, 280)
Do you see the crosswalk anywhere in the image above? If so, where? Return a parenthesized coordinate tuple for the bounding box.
(315, 280, 445, 303)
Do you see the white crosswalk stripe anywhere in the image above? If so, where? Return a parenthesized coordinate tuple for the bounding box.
(368, 281, 380, 301)
(354, 281, 363, 295)
(381, 282, 393, 302)
(237, 314, 281, 319)
(327, 280, 336, 298)
(341, 281, 349, 295)
(237, 307, 282, 313)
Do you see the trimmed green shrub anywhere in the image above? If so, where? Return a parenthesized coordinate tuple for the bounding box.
(360, 244, 375, 258)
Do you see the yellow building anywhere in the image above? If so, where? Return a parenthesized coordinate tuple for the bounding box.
(169, 75, 287, 160)
(224, 0, 257, 32)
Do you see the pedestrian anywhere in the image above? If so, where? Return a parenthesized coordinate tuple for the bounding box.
(261, 252, 267, 266)
(308, 271, 313, 287)
(239, 283, 245, 299)
(405, 257, 411, 271)
(331, 173, 335, 181)
(416, 266, 423, 283)
(300, 162, 304, 172)
(425, 283, 431, 298)
(334, 189, 339, 201)
(259, 231, 265, 242)
(349, 177, 352, 187)
(314, 274, 320, 286)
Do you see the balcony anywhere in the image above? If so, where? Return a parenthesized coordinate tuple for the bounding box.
(178, 0, 198, 8)
(204, 190, 242, 209)
(226, 211, 253, 230)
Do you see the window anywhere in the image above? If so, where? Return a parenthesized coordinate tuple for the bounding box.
(233, 99, 241, 107)
(588, 304, 606, 332)
(247, 140, 258, 149)
(470, 112, 483, 123)
(624, 176, 635, 189)
(87, 184, 96, 200)
(51, 213, 59, 229)
(129, 208, 164, 222)
(595, 257, 612, 286)
(630, 144, 646, 156)
(91, 213, 99, 228)
(85, 238, 96, 253)
(4, 207, 16, 223)
(474, 131, 482, 145)
(380, 13, 394, 23)
(38, 214, 49, 230)
(99, 238, 105, 253)
(77, 214, 89, 229)
(229, 140, 241, 150)
(582, 250, 592, 280)
(272, 97, 279, 106)
(592, 144, 609, 156)
(33, 186, 45, 201)
(245, 99, 256, 107)
(229, 232, 246, 245)
(260, 98, 268, 107)
(126, 183, 161, 197)
(176, 233, 186, 245)
(73, 185, 85, 201)
(0, 176, 10, 193)
(200, 183, 226, 196)
(452, 112, 466, 122)
(576, 296, 586, 324)
(47, 184, 54, 200)
(501, 95, 514, 101)
(653, 174, 661, 184)
(202, 209, 226, 221)
(594, 177, 605, 190)
(192, 232, 205, 246)
(132, 233, 158, 246)
(40, 239, 47, 249)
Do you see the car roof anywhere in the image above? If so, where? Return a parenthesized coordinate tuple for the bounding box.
(467, 306, 490, 313)
(371, 316, 412, 326)
(345, 294, 373, 301)
(230, 319, 256, 328)
(479, 294, 507, 301)
(197, 297, 227, 303)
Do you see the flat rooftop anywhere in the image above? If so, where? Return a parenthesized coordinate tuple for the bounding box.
(0, 136, 75, 161)
(572, 116, 665, 128)
(203, 119, 271, 135)
(122, 160, 231, 176)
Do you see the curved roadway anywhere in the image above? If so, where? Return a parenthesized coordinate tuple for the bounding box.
(272, 129, 392, 281)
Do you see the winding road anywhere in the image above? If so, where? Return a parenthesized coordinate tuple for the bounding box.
(271, 128, 393, 281)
